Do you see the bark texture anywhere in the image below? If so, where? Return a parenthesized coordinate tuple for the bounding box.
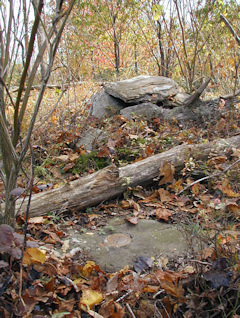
(14, 135, 240, 217)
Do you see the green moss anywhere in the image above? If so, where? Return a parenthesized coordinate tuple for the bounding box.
(70, 151, 110, 174)
(118, 148, 140, 163)
(35, 166, 48, 178)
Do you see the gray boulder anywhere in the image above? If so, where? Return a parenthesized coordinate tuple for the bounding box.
(90, 76, 192, 120)
(90, 91, 125, 119)
(76, 127, 107, 151)
(104, 75, 180, 104)
(120, 103, 165, 120)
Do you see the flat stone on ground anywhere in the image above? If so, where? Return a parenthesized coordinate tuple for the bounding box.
(60, 218, 186, 273)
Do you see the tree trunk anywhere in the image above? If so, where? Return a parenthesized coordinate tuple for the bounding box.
(14, 134, 240, 217)
(157, 20, 165, 76)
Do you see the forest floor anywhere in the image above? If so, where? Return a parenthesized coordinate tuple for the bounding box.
(1, 84, 240, 317)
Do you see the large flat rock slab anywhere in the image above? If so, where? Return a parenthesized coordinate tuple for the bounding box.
(104, 75, 179, 104)
(60, 218, 186, 273)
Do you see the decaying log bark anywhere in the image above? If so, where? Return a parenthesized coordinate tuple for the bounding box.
(15, 134, 240, 217)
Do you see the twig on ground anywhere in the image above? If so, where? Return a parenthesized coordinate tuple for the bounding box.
(178, 158, 240, 195)
(116, 289, 133, 302)
(190, 260, 212, 266)
(126, 303, 137, 318)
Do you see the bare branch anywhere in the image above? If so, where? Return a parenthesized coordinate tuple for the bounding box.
(220, 14, 240, 46)
(19, 0, 75, 163)
(3, 0, 13, 80)
(0, 76, 15, 108)
(13, 0, 44, 147)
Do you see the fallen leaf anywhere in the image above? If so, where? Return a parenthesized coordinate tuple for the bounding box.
(200, 247, 215, 260)
(81, 261, 105, 277)
(160, 274, 185, 301)
(221, 178, 239, 198)
(145, 144, 154, 156)
(79, 288, 103, 311)
(231, 148, 240, 159)
(22, 248, 46, 265)
(97, 146, 111, 158)
(69, 153, 79, 161)
(204, 270, 231, 288)
(226, 202, 240, 213)
(10, 187, 25, 197)
(125, 216, 138, 225)
(134, 256, 153, 273)
(159, 162, 175, 186)
(56, 155, 70, 162)
(156, 208, 172, 221)
(99, 300, 125, 318)
(28, 217, 44, 224)
(14, 291, 37, 316)
(191, 183, 200, 195)
(158, 256, 168, 267)
(63, 162, 75, 172)
(104, 234, 131, 247)
(107, 273, 118, 293)
(0, 224, 13, 253)
(171, 179, 183, 192)
(129, 134, 139, 139)
(121, 200, 131, 209)
(184, 266, 195, 274)
(158, 188, 172, 202)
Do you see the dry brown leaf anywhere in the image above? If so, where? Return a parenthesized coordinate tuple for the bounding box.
(22, 248, 46, 265)
(56, 155, 70, 162)
(99, 299, 125, 318)
(28, 217, 45, 224)
(160, 278, 185, 301)
(63, 162, 75, 172)
(69, 153, 79, 161)
(158, 188, 172, 202)
(171, 179, 183, 192)
(79, 288, 103, 311)
(200, 247, 215, 260)
(125, 216, 138, 225)
(107, 273, 118, 293)
(226, 202, 240, 213)
(159, 162, 175, 186)
(156, 208, 172, 221)
(222, 178, 239, 198)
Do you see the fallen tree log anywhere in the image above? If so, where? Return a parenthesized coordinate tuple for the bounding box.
(15, 134, 240, 217)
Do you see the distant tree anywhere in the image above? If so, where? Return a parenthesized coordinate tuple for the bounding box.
(69, 0, 137, 79)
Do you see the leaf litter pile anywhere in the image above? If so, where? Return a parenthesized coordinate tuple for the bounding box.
(1, 88, 240, 317)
